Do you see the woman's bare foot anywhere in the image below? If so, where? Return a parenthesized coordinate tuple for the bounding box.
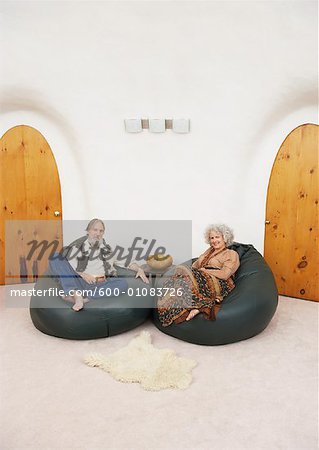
(186, 309, 200, 321)
(72, 294, 84, 311)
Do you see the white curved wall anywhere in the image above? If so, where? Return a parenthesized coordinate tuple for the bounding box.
(0, 1, 317, 255)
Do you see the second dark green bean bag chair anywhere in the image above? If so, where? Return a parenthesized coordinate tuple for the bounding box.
(152, 243, 278, 345)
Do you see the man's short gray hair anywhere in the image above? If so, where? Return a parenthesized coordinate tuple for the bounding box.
(204, 224, 235, 247)
(85, 218, 105, 232)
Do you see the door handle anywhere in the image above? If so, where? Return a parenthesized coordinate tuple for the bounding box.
(54, 211, 61, 217)
(265, 220, 270, 224)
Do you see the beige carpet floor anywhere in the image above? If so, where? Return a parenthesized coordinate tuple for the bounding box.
(0, 286, 318, 450)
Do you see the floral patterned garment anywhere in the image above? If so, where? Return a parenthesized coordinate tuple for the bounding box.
(157, 264, 235, 327)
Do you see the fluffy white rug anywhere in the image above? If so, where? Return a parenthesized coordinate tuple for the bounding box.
(84, 331, 197, 391)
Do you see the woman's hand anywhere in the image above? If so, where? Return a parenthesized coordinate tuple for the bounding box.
(78, 272, 96, 284)
(135, 268, 149, 284)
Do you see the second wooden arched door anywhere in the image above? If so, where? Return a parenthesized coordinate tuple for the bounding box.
(264, 123, 318, 301)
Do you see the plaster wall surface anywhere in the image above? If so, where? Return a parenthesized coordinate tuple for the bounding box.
(0, 0, 317, 255)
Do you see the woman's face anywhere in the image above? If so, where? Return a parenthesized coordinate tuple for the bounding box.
(209, 230, 226, 251)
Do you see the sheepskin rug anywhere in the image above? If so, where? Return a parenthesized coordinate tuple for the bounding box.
(84, 331, 197, 391)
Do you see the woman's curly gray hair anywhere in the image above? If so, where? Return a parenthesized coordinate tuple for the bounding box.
(204, 224, 235, 247)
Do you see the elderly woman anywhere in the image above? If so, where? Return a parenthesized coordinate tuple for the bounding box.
(157, 224, 240, 326)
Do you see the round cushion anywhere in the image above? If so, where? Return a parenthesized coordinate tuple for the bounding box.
(30, 267, 152, 340)
(152, 243, 278, 345)
(147, 254, 173, 270)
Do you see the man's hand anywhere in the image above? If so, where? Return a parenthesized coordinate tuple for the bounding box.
(78, 272, 96, 284)
(135, 268, 149, 284)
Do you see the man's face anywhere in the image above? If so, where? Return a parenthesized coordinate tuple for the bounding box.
(87, 222, 105, 244)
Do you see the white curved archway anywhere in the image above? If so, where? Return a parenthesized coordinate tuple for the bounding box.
(238, 104, 318, 253)
(0, 90, 90, 221)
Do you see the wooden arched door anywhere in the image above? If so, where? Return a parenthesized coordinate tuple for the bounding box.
(264, 123, 318, 301)
(0, 125, 63, 285)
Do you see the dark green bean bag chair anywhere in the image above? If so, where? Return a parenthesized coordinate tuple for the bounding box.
(30, 267, 152, 340)
(152, 243, 278, 345)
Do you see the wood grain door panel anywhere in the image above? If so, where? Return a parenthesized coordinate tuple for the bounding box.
(0, 125, 63, 284)
(264, 124, 318, 301)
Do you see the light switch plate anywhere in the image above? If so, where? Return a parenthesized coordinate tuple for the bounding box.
(172, 118, 190, 133)
(125, 119, 142, 133)
(149, 119, 166, 133)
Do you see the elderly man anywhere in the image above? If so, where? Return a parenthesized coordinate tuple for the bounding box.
(49, 218, 149, 311)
